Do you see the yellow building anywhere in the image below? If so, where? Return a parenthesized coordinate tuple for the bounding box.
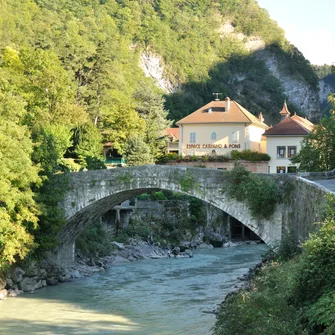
(263, 102, 314, 173)
(176, 97, 268, 157)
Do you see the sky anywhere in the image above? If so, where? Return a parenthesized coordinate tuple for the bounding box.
(257, 0, 335, 65)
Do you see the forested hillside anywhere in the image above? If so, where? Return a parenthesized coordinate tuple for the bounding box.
(0, 0, 326, 268)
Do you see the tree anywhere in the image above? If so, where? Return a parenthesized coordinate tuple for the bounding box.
(72, 122, 105, 169)
(134, 86, 172, 159)
(123, 136, 154, 166)
(32, 124, 73, 175)
(0, 93, 40, 269)
(291, 115, 335, 172)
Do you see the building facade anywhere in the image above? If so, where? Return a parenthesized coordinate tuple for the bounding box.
(176, 97, 268, 157)
(263, 102, 314, 173)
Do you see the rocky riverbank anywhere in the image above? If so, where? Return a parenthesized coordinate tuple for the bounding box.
(0, 239, 211, 299)
(0, 238, 261, 300)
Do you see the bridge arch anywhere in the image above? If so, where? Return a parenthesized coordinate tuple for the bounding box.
(51, 165, 287, 266)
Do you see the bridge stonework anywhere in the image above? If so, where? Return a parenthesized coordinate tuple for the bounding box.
(51, 165, 330, 267)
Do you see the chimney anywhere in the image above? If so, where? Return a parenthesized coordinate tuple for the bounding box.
(258, 112, 264, 123)
(225, 97, 230, 112)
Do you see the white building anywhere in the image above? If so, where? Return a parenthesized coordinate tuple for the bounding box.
(176, 97, 268, 157)
(263, 102, 314, 173)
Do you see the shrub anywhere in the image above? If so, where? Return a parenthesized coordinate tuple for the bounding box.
(225, 163, 280, 218)
(76, 221, 113, 257)
(231, 150, 271, 161)
(213, 260, 303, 335)
(243, 174, 280, 219)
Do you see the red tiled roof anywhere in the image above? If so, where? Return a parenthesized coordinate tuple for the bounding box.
(164, 128, 179, 141)
(176, 100, 268, 128)
(264, 114, 314, 136)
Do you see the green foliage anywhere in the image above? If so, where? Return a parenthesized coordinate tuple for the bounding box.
(123, 136, 154, 166)
(213, 260, 304, 335)
(215, 195, 335, 335)
(76, 220, 112, 257)
(71, 123, 105, 169)
(180, 170, 199, 192)
(226, 163, 280, 218)
(0, 94, 40, 269)
(0, 0, 322, 271)
(32, 124, 72, 175)
(243, 175, 279, 219)
(230, 150, 271, 161)
(158, 151, 269, 164)
(117, 172, 133, 184)
(33, 174, 69, 255)
(292, 115, 335, 172)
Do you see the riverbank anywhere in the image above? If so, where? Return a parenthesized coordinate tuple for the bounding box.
(0, 245, 267, 335)
(0, 239, 260, 300)
(0, 239, 211, 299)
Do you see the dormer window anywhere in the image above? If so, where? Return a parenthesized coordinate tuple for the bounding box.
(211, 132, 217, 140)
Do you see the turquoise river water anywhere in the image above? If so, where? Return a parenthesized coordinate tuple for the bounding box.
(0, 244, 267, 335)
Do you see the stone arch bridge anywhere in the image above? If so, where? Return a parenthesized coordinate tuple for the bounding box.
(52, 165, 330, 267)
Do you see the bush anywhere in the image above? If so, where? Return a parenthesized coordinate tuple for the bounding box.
(158, 151, 269, 164)
(231, 150, 271, 161)
(213, 260, 303, 335)
(76, 221, 113, 257)
(244, 174, 280, 219)
(225, 163, 280, 218)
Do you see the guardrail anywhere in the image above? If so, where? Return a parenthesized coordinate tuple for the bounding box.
(299, 168, 335, 180)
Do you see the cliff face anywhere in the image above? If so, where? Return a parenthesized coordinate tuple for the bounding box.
(140, 48, 323, 122)
(255, 50, 320, 120)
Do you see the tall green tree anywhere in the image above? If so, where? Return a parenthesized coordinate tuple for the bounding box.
(72, 122, 105, 169)
(134, 86, 171, 159)
(123, 136, 154, 166)
(292, 115, 335, 172)
(0, 93, 40, 269)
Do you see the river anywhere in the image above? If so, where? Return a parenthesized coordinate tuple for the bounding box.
(0, 244, 267, 335)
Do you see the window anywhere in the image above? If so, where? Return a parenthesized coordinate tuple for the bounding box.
(190, 132, 196, 143)
(276, 166, 286, 174)
(211, 132, 217, 140)
(287, 166, 297, 173)
(288, 146, 297, 158)
(277, 146, 286, 158)
(212, 150, 216, 155)
(232, 131, 239, 144)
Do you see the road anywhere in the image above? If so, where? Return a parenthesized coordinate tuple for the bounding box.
(311, 179, 335, 193)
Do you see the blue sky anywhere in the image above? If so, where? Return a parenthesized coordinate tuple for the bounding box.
(257, 0, 335, 65)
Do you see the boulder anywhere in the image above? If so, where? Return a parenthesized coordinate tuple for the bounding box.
(24, 261, 40, 277)
(0, 289, 8, 300)
(11, 267, 25, 283)
(58, 272, 71, 283)
(0, 277, 6, 290)
(46, 277, 58, 286)
(19, 276, 43, 292)
(111, 241, 125, 250)
(39, 268, 47, 279)
(5, 277, 13, 289)
(204, 229, 227, 247)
